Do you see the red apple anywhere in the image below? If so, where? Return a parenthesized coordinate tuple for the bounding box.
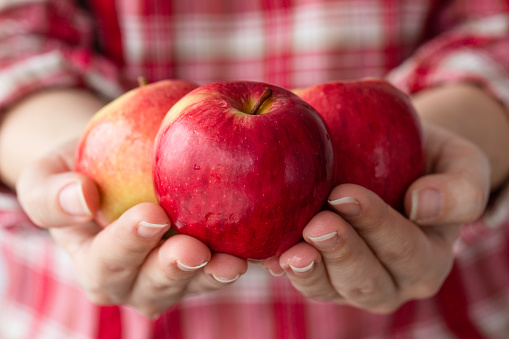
(153, 81, 334, 260)
(75, 78, 198, 226)
(298, 78, 426, 211)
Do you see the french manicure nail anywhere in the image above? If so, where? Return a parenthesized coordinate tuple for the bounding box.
(59, 182, 91, 216)
(176, 260, 208, 272)
(410, 189, 443, 223)
(138, 221, 169, 238)
(328, 196, 361, 217)
(212, 274, 241, 283)
(268, 269, 285, 277)
(289, 261, 314, 275)
(308, 232, 339, 251)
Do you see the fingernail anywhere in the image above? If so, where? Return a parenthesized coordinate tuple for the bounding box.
(212, 274, 241, 283)
(138, 221, 169, 238)
(59, 182, 91, 216)
(268, 269, 285, 277)
(410, 189, 443, 222)
(176, 260, 208, 272)
(289, 261, 314, 275)
(308, 232, 339, 251)
(328, 197, 361, 217)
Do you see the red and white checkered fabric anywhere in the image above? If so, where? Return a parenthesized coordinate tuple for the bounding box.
(2, 0, 509, 338)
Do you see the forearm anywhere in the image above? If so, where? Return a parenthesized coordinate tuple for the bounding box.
(412, 84, 509, 190)
(0, 88, 106, 189)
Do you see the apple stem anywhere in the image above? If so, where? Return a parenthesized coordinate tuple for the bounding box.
(137, 76, 149, 87)
(250, 88, 272, 115)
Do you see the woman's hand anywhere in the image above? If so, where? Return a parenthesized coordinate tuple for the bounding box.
(16, 141, 248, 319)
(263, 122, 490, 313)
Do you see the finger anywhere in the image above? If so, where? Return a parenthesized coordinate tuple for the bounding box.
(261, 255, 285, 277)
(16, 141, 99, 227)
(279, 241, 341, 303)
(302, 211, 397, 311)
(129, 234, 211, 317)
(329, 184, 454, 300)
(186, 252, 248, 293)
(405, 123, 490, 225)
(62, 202, 170, 304)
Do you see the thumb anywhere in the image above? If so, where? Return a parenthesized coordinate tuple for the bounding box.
(16, 141, 100, 228)
(405, 124, 490, 225)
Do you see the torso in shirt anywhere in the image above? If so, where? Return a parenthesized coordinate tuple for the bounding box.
(85, 0, 441, 89)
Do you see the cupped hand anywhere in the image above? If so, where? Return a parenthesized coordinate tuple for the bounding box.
(263, 123, 490, 313)
(16, 141, 248, 319)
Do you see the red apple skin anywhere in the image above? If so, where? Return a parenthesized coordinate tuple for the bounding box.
(75, 79, 198, 227)
(298, 78, 426, 211)
(153, 81, 334, 260)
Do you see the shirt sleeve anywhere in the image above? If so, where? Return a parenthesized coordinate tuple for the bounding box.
(0, 0, 123, 112)
(388, 10, 509, 109)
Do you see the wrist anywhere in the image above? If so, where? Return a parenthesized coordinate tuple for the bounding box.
(0, 88, 105, 188)
(411, 84, 509, 189)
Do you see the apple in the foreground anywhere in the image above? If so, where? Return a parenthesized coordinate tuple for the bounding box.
(153, 81, 334, 260)
(298, 78, 426, 211)
(75, 78, 198, 226)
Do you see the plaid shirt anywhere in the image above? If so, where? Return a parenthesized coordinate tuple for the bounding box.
(2, 0, 509, 338)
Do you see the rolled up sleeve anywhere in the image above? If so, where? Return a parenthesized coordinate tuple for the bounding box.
(0, 0, 123, 112)
(388, 13, 509, 109)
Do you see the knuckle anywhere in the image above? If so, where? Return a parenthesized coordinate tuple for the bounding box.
(369, 301, 403, 315)
(103, 262, 131, 275)
(381, 240, 415, 267)
(396, 256, 452, 301)
(301, 288, 340, 302)
(326, 243, 357, 267)
(136, 305, 162, 320)
(113, 230, 151, 255)
(362, 199, 392, 226)
(350, 201, 392, 236)
(143, 264, 186, 293)
(131, 293, 184, 319)
(348, 295, 403, 315)
(135, 298, 181, 320)
(411, 279, 443, 299)
(84, 290, 116, 305)
(78, 274, 129, 305)
(345, 281, 378, 300)
(146, 275, 174, 292)
(458, 179, 488, 222)
(95, 257, 138, 282)
(343, 281, 399, 312)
